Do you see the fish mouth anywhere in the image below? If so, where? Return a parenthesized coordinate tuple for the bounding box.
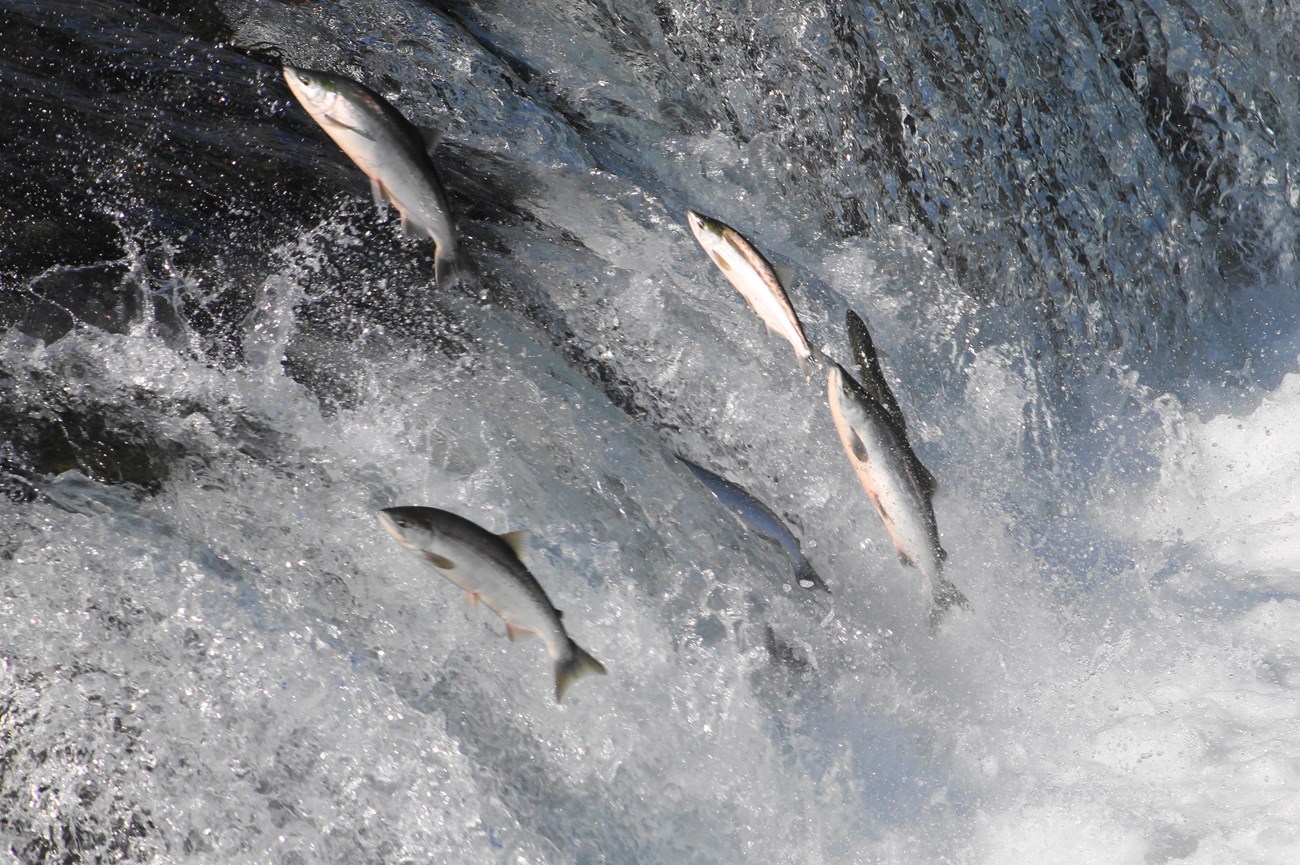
(827, 363, 861, 403)
(282, 66, 316, 92)
(686, 209, 717, 239)
(826, 364, 844, 398)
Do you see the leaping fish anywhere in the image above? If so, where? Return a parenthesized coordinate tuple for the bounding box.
(686, 210, 820, 375)
(825, 363, 968, 627)
(678, 456, 830, 593)
(377, 506, 607, 701)
(283, 66, 466, 288)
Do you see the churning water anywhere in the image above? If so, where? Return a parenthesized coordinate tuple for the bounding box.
(1, 0, 1298, 862)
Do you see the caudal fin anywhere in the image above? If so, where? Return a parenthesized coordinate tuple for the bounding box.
(794, 559, 831, 593)
(554, 641, 607, 703)
(434, 247, 472, 290)
(797, 345, 831, 383)
(928, 575, 970, 631)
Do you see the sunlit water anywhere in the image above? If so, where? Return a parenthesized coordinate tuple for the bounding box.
(1, 1, 1298, 863)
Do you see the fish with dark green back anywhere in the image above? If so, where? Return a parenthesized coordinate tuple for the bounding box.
(377, 506, 607, 702)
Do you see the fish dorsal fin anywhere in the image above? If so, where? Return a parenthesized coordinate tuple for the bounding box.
(914, 457, 940, 497)
(773, 264, 795, 290)
(418, 126, 443, 153)
(847, 310, 908, 432)
(498, 530, 528, 561)
(769, 262, 790, 290)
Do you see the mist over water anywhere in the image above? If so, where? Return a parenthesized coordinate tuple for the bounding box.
(2, 0, 1298, 863)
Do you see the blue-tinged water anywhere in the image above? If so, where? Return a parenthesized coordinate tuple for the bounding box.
(2, 0, 1298, 862)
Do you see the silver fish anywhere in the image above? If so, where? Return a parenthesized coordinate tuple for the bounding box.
(283, 66, 466, 288)
(678, 456, 829, 592)
(377, 506, 606, 701)
(825, 363, 967, 626)
(686, 210, 819, 374)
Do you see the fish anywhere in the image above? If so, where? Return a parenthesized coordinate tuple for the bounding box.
(686, 210, 820, 375)
(825, 362, 968, 626)
(283, 66, 466, 288)
(678, 456, 829, 592)
(844, 308, 939, 495)
(376, 506, 606, 701)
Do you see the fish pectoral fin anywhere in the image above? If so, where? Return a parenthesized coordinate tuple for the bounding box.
(497, 531, 529, 562)
(322, 114, 377, 140)
(423, 551, 456, 570)
(710, 251, 732, 272)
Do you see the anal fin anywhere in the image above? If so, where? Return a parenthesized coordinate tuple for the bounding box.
(505, 622, 534, 642)
(399, 213, 424, 239)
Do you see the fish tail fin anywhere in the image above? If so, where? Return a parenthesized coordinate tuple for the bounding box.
(554, 641, 607, 703)
(795, 559, 831, 593)
(799, 344, 830, 381)
(434, 247, 472, 290)
(928, 575, 970, 631)
(804, 345, 834, 381)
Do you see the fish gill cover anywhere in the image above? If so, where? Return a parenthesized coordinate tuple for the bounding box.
(0, 0, 1297, 863)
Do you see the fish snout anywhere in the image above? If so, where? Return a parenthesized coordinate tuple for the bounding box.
(377, 509, 416, 545)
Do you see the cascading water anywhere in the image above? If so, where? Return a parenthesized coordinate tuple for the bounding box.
(2, 0, 1297, 862)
